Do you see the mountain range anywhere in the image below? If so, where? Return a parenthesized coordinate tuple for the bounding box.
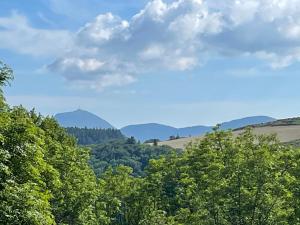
(159, 117, 300, 149)
(120, 124, 212, 142)
(54, 110, 276, 142)
(120, 116, 276, 141)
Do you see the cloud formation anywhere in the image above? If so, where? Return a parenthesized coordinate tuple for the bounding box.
(50, 0, 224, 89)
(2, 0, 300, 90)
(0, 12, 73, 57)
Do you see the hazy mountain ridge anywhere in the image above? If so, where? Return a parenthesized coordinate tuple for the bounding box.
(121, 116, 276, 141)
(255, 117, 300, 127)
(220, 116, 276, 130)
(121, 124, 212, 142)
(55, 110, 275, 142)
(55, 109, 114, 129)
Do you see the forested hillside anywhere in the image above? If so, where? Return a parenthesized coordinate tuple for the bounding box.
(66, 127, 125, 145)
(89, 138, 180, 177)
(0, 62, 98, 224)
(65, 127, 177, 176)
(2, 61, 300, 224)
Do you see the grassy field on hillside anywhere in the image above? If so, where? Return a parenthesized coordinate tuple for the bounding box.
(159, 125, 300, 149)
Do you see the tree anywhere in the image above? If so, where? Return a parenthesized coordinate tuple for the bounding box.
(138, 129, 300, 225)
(96, 166, 142, 225)
(65, 127, 124, 145)
(0, 61, 13, 87)
(0, 61, 13, 109)
(0, 107, 58, 225)
(126, 136, 136, 145)
(153, 139, 158, 146)
(0, 61, 99, 224)
(89, 139, 178, 177)
(40, 117, 98, 225)
(0, 107, 99, 225)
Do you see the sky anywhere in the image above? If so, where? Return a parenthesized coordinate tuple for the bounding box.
(1, 0, 300, 128)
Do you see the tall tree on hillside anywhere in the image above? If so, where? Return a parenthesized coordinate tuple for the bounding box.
(0, 61, 13, 108)
(0, 61, 13, 87)
(0, 62, 99, 225)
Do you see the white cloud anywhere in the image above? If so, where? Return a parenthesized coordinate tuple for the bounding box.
(52, 58, 105, 73)
(50, 0, 223, 89)
(77, 13, 130, 45)
(69, 74, 136, 91)
(0, 12, 72, 57)
(255, 51, 300, 69)
(139, 44, 165, 60)
(50, 0, 300, 90)
(3, 0, 300, 90)
(48, 57, 137, 90)
(225, 67, 259, 78)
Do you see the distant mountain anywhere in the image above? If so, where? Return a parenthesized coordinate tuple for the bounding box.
(220, 116, 276, 130)
(54, 110, 276, 142)
(55, 109, 114, 129)
(178, 126, 212, 137)
(121, 124, 212, 142)
(253, 117, 300, 127)
(121, 116, 276, 142)
(121, 123, 178, 142)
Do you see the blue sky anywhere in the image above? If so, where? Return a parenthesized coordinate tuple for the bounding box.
(1, 0, 300, 128)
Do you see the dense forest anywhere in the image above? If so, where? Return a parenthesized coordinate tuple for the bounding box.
(89, 138, 180, 177)
(66, 127, 125, 145)
(65, 127, 178, 177)
(2, 61, 300, 224)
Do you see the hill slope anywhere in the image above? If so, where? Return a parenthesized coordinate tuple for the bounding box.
(160, 117, 300, 149)
(220, 116, 275, 130)
(55, 109, 114, 129)
(253, 117, 300, 127)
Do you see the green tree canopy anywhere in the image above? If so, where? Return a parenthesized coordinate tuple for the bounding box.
(0, 61, 13, 108)
(136, 129, 300, 224)
(0, 61, 13, 87)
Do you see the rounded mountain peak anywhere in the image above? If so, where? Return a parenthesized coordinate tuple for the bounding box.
(55, 109, 114, 129)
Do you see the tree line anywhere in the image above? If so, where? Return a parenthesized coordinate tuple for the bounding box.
(66, 127, 125, 145)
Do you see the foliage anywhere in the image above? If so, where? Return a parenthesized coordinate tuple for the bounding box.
(0, 106, 101, 225)
(66, 127, 125, 145)
(89, 128, 300, 225)
(144, 139, 160, 145)
(169, 135, 181, 140)
(285, 139, 300, 147)
(245, 117, 300, 128)
(40, 117, 98, 225)
(0, 61, 13, 87)
(0, 61, 99, 224)
(0, 61, 13, 108)
(89, 138, 180, 177)
(136, 129, 300, 225)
